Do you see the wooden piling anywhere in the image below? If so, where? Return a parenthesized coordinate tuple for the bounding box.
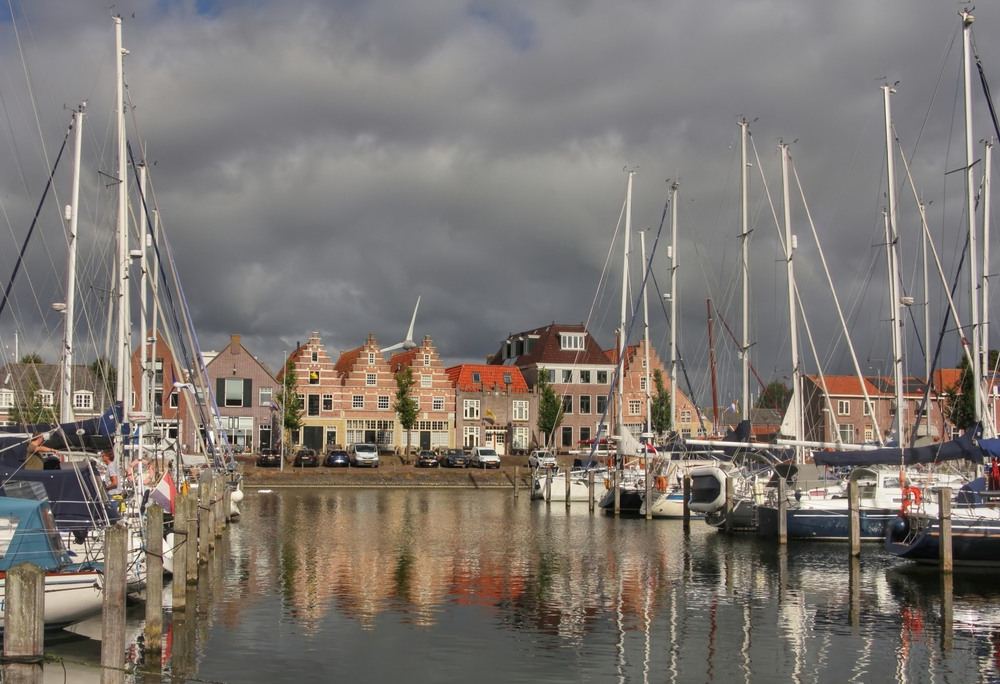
(611, 468, 622, 515)
(513, 466, 519, 499)
(588, 470, 595, 513)
(939, 487, 953, 573)
(3, 562, 45, 684)
(724, 477, 734, 534)
(683, 475, 691, 531)
(848, 480, 861, 557)
(644, 466, 652, 520)
(777, 478, 787, 544)
(145, 503, 164, 653)
(172, 491, 189, 610)
(545, 471, 551, 503)
(198, 474, 212, 564)
(101, 522, 128, 684)
(185, 490, 199, 584)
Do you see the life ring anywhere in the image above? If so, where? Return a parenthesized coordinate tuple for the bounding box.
(900, 486, 921, 514)
(654, 476, 668, 492)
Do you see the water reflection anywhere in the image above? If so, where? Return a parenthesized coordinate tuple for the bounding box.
(196, 490, 1000, 681)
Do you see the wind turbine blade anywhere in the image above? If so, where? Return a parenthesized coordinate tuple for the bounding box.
(405, 296, 421, 343)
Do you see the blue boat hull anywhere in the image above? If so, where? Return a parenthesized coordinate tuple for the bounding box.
(885, 512, 1000, 566)
(757, 505, 897, 541)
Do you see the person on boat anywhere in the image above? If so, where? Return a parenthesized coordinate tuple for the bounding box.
(24, 432, 57, 470)
(102, 448, 123, 498)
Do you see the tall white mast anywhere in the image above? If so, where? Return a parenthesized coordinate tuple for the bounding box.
(617, 170, 634, 442)
(961, 9, 983, 426)
(59, 104, 84, 424)
(668, 181, 678, 433)
(114, 17, 131, 435)
(740, 120, 751, 419)
(780, 143, 802, 461)
(983, 138, 993, 433)
(883, 84, 907, 447)
(640, 230, 652, 435)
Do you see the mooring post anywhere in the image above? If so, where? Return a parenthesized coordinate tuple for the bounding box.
(198, 472, 212, 565)
(173, 491, 189, 609)
(101, 522, 128, 684)
(145, 503, 164, 654)
(777, 478, 787, 544)
(3, 562, 44, 684)
(545, 471, 552, 504)
(185, 490, 199, 583)
(588, 470, 595, 513)
(613, 469, 620, 516)
(939, 487, 953, 573)
(683, 475, 691, 531)
(848, 480, 861, 557)
(513, 465, 519, 499)
(724, 477, 735, 534)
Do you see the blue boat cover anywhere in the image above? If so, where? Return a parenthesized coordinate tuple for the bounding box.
(813, 423, 985, 467)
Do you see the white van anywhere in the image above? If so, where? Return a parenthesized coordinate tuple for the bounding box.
(470, 446, 501, 469)
(348, 443, 379, 468)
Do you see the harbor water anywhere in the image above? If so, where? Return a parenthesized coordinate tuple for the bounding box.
(48, 488, 1000, 682)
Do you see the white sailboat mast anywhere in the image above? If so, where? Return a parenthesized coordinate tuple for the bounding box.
(983, 138, 993, 431)
(961, 9, 983, 425)
(668, 181, 678, 433)
(59, 103, 84, 424)
(640, 230, 652, 435)
(740, 120, 751, 418)
(883, 85, 906, 446)
(780, 143, 803, 460)
(114, 16, 131, 430)
(617, 170, 634, 441)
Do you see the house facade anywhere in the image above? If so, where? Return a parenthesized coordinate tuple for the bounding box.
(388, 335, 455, 451)
(169, 334, 278, 452)
(0, 362, 112, 426)
(489, 323, 618, 451)
(287, 332, 343, 451)
(446, 364, 534, 454)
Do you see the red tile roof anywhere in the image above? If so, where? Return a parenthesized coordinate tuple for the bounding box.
(446, 365, 529, 393)
(489, 323, 611, 367)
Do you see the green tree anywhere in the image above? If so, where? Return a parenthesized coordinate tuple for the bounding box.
(89, 356, 116, 401)
(756, 380, 792, 412)
(649, 369, 672, 436)
(9, 375, 56, 425)
(20, 353, 43, 364)
(535, 368, 563, 449)
(394, 365, 419, 462)
(274, 358, 303, 453)
(944, 354, 976, 430)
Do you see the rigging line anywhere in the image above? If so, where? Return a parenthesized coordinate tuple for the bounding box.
(975, 60, 1000, 144)
(710, 303, 776, 409)
(0, 119, 71, 322)
(648, 267, 704, 422)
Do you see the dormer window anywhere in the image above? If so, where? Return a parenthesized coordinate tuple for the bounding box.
(471, 372, 481, 384)
(38, 390, 54, 406)
(560, 333, 585, 351)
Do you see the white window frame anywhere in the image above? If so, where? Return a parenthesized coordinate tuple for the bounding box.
(512, 400, 529, 421)
(378, 395, 390, 410)
(352, 395, 364, 409)
(560, 333, 585, 351)
(73, 391, 93, 410)
(366, 373, 377, 386)
(464, 399, 480, 420)
(837, 399, 850, 416)
(432, 397, 444, 411)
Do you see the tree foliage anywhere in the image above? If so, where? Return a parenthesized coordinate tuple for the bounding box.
(650, 369, 671, 435)
(89, 356, 116, 401)
(275, 357, 303, 449)
(756, 380, 792, 412)
(394, 364, 419, 458)
(535, 368, 563, 448)
(20, 353, 43, 364)
(944, 354, 976, 431)
(9, 375, 57, 425)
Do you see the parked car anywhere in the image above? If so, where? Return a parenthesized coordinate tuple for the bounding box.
(348, 443, 379, 468)
(415, 450, 439, 468)
(438, 448, 468, 468)
(293, 448, 318, 468)
(528, 450, 557, 470)
(470, 446, 501, 469)
(256, 447, 281, 468)
(323, 449, 349, 467)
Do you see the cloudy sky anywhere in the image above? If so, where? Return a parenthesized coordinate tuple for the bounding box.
(0, 0, 996, 410)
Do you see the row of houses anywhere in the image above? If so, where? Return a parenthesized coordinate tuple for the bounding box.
(0, 322, 977, 454)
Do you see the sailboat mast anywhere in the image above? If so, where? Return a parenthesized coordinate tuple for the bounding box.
(59, 104, 84, 424)
(707, 299, 719, 429)
(668, 181, 678, 433)
(618, 170, 633, 443)
(780, 143, 803, 461)
(640, 230, 652, 435)
(883, 84, 906, 447)
(961, 9, 983, 426)
(740, 119, 751, 418)
(983, 139, 993, 425)
(114, 16, 131, 432)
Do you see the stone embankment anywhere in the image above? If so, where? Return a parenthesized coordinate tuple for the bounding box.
(237, 454, 539, 489)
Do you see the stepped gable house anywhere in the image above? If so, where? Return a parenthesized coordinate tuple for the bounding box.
(286, 332, 342, 452)
(446, 363, 533, 454)
(388, 334, 455, 452)
(489, 323, 615, 452)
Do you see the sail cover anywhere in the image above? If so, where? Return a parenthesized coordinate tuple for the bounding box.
(813, 423, 984, 467)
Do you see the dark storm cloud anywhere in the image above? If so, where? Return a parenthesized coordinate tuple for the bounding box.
(0, 0, 994, 405)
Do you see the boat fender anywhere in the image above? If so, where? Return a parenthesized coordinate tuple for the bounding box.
(604, 479, 611, 491)
(900, 486, 921, 514)
(654, 476, 668, 492)
(889, 516, 909, 539)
